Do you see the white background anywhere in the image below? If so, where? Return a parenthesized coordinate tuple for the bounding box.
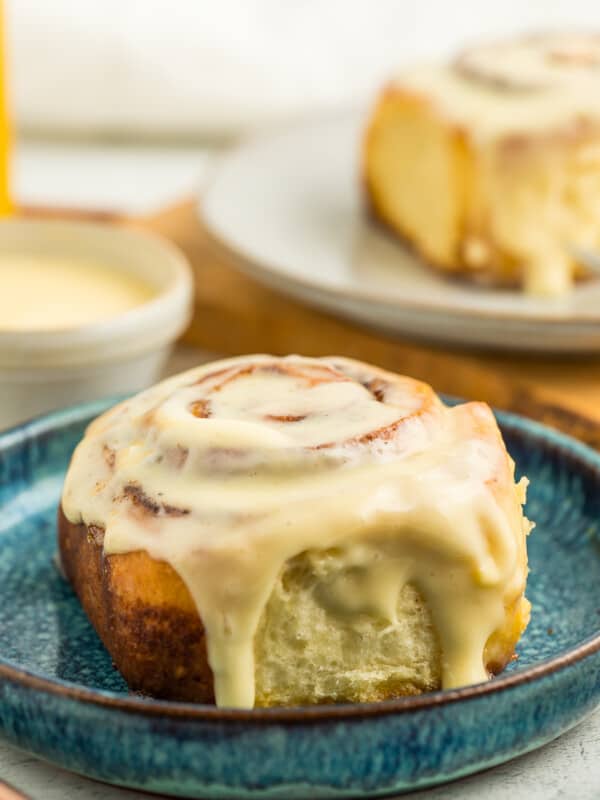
(6, 0, 600, 139)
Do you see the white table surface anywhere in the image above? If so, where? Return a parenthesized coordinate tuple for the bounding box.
(1, 145, 599, 799)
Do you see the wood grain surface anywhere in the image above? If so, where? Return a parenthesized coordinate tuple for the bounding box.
(133, 199, 600, 447)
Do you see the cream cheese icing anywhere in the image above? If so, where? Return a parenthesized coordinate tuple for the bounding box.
(0, 255, 154, 331)
(61, 355, 532, 708)
(398, 33, 600, 142)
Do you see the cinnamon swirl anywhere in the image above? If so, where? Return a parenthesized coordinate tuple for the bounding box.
(59, 355, 532, 708)
(364, 32, 600, 295)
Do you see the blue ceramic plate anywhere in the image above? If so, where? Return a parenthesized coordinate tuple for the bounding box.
(1, 399, 600, 799)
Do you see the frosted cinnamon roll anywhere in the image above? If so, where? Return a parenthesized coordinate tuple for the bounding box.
(59, 355, 532, 708)
(364, 32, 600, 295)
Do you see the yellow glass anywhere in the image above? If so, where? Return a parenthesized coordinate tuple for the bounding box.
(0, 0, 11, 214)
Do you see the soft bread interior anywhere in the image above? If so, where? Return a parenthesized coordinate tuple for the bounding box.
(364, 90, 467, 269)
(255, 551, 441, 706)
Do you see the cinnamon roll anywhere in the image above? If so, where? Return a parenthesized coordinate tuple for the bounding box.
(59, 355, 532, 708)
(364, 32, 600, 295)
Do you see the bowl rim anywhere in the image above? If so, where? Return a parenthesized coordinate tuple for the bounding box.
(0, 219, 193, 367)
(1, 397, 599, 723)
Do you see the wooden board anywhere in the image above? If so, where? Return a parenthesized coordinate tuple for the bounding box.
(121, 199, 600, 448)
(138, 199, 600, 445)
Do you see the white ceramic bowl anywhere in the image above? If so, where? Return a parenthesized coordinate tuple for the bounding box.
(0, 219, 194, 430)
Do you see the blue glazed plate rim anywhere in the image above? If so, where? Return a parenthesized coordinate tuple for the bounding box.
(1, 397, 600, 723)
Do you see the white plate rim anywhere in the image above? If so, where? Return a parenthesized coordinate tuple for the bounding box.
(200, 111, 600, 330)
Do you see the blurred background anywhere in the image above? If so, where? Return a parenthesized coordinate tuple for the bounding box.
(5, 0, 600, 214)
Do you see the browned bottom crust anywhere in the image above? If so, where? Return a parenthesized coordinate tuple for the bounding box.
(58, 506, 215, 703)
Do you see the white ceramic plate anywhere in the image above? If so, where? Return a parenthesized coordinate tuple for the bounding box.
(202, 112, 600, 353)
